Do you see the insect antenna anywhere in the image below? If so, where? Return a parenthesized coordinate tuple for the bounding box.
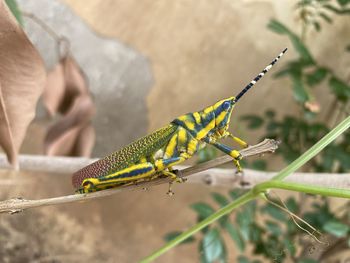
(234, 48, 288, 103)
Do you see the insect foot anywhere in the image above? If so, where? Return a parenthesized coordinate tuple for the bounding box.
(166, 182, 175, 196)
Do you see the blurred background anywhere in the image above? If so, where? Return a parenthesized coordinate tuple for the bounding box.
(0, 0, 349, 262)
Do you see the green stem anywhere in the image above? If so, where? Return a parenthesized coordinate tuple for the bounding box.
(140, 191, 255, 263)
(141, 116, 350, 262)
(254, 181, 350, 199)
(272, 116, 350, 181)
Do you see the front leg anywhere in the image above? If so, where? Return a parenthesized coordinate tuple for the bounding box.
(226, 133, 249, 149)
(204, 138, 243, 172)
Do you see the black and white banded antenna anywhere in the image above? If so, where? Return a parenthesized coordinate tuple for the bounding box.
(234, 48, 288, 103)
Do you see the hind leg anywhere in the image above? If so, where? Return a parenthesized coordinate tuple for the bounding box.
(77, 162, 156, 193)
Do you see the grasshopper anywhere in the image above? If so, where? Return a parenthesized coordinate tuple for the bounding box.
(73, 48, 287, 194)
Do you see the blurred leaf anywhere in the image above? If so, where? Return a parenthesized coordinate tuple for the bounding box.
(329, 76, 350, 102)
(5, 0, 22, 25)
(236, 202, 256, 241)
(0, 2, 46, 166)
(211, 193, 229, 207)
(346, 44, 350, 52)
(191, 203, 215, 219)
(319, 12, 333, 23)
(44, 96, 96, 157)
(211, 193, 230, 226)
(198, 147, 218, 163)
(251, 160, 267, 171)
(313, 21, 321, 31)
(323, 221, 350, 237)
(202, 228, 226, 263)
(225, 222, 245, 252)
(285, 197, 299, 214)
(238, 256, 250, 263)
(250, 223, 264, 243)
(164, 231, 195, 244)
(284, 238, 296, 256)
(291, 72, 310, 102)
(229, 189, 243, 200)
(241, 115, 264, 129)
(337, 0, 350, 5)
(306, 67, 328, 86)
(324, 4, 350, 14)
(304, 202, 334, 229)
(265, 110, 275, 118)
(298, 259, 318, 263)
(236, 211, 251, 241)
(261, 203, 287, 221)
(267, 20, 314, 64)
(266, 220, 282, 236)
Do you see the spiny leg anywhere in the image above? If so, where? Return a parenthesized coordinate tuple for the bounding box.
(155, 154, 191, 195)
(78, 162, 156, 193)
(205, 140, 243, 172)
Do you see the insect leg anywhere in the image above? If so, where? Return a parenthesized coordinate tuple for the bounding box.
(227, 133, 249, 148)
(78, 162, 156, 193)
(206, 140, 243, 172)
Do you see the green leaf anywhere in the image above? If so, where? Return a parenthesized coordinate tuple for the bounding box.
(191, 202, 215, 220)
(319, 12, 333, 23)
(261, 203, 287, 221)
(306, 67, 328, 86)
(329, 76, 350, 102)
(250, 223, 264, 243)
(251, 160, 267, 171)
(229, 189, 244, 200)
(202, 228, 226, 263)
(225, 222, 245, 252)
(241, 115, 264, 129)
(5, 0, 23, 26)
(313, 21, 321, 31)
(266, 220, 282, 236)
(285, 197, 299, 214)
(291, 72, 310, 102)
(283, 238, 296, 256)
(267, 20, 314, 64)
(324, 4, 350, 14)
(198, 147, 218, 163)
(211, 193, 229, 207)
(236, 202, 256, 241)
(337, 0, 350, 6)
(265, 110, 275, 118)
(298, 259, 318, 263)
(237, 256, 250, 263)
(164, 231, 195, 244)
(346, 44, 350, 52)
(323, 221, 350, 237)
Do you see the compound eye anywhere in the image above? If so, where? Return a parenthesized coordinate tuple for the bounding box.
(222, 101, 231, 110)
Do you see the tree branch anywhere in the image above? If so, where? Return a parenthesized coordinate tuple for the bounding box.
(0, 138, 348, 214)
(0, 139, 278, 213)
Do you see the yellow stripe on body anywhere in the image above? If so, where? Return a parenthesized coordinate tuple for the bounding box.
(101, 162, 155, 181)
(187, 138, 198, 155)
(178, 115, 195, 130)
(196, 118, 215, 140)
(165, 133, 178, 158)
(193, 112, 201, 124)
(215, 111, 227, 126)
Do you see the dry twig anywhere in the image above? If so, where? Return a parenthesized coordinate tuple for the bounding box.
(0, 139, 279, 214)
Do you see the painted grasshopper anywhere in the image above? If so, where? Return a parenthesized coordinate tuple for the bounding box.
(73, 48, 287, 194)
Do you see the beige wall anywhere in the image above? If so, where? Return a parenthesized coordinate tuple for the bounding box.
(64, 0, 348, 138)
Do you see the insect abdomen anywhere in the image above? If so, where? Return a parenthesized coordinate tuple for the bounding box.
(72, 124, 177, 188)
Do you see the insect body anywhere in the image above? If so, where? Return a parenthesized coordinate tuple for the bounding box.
(73, 48, 288, 194)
